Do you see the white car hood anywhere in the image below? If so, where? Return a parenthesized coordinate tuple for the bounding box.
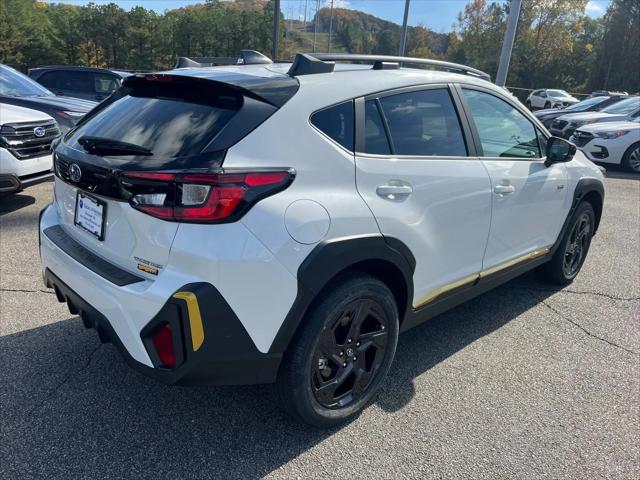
(0, 103, 53, 125)
(577, 120, 640, 133)
(556, 111, 625, 123)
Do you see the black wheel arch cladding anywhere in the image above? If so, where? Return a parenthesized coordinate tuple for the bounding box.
(268, 234, 415, 354)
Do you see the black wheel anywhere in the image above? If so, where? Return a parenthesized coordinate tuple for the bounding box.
(276, 273, 399, 427)
(537, 202, 595, 285)
(622, 142, 640, 173)
(544, 101, 551, 109)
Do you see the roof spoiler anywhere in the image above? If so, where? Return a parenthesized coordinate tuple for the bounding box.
(288, 52, 491, 82)
(174, 50, 272, 69)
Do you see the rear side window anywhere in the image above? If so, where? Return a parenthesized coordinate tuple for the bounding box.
(68, 77, 242, 158)
(462, 88, 541, 159)
(310, 101, 354, 151)
(94, 73, 120, 94)
(378, 88, 467, 156)
(363, 100, 391, 155)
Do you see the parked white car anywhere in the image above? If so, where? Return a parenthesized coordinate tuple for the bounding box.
(571, 118, 640, 172)
(549, 96, 640, 139)
(526, 89, 579, 110)
(39, 53, 605, 427)
(0, 103, 60, 193)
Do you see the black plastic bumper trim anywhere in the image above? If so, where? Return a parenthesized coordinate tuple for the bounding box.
(43, 225, 144, 286)
(44, 269, 282, 386)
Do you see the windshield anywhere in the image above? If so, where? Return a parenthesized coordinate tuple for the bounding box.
(0, 65, 53, 97)
(548, 90, 569, 98)
(602, 97, 640, 114)
(564, 96, 607, 112)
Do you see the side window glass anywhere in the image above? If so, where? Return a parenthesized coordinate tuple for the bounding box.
(57, 71, 92, 93)
(94, 74, 120, 94)
(462, 89, 541, 159)
(38, 72, 59, 89)
(363, 100, 391, 155)
(378, 88, 467, 156)
(310, 100, 354, 151)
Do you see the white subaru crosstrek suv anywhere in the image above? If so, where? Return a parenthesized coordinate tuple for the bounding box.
(1, 103, 60, 193)
(39, 53, 605, 427)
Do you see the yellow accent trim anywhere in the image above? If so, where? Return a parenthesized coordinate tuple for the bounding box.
(478, 246, 551, 279)
(413, 273, 479, 309)
(412, 246, 552, 309)
(172, 292, 204, 352)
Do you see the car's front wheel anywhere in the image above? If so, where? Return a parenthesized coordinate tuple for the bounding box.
(276, 273, 399, 427)
(537, 201, 595, 285)
(622, 142, 640, 173)
(544, 101, 551, 109)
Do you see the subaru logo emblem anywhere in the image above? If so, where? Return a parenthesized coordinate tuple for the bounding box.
(34, 126, 46, 137)
(68, 163, 82, 182)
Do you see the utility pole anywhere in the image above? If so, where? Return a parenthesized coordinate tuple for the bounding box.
(272, 0, 280, 61)
(328, 0, 334, 52)
(313, 0, 320, 52)
(399, 0, 411, 56)
(495, 0, 522, 86)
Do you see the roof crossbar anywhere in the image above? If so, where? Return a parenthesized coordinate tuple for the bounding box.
(298, 53, 491, 81)
(175, 50, 272, 69)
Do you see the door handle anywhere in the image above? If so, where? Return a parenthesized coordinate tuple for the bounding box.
(494, 184, 515, 195)
(376, 184, 413, 200)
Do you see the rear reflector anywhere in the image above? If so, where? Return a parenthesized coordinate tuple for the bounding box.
(122, 169, 295, 223)
(151, 323, 175, 368)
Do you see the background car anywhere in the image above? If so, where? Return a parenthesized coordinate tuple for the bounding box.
(0, 104, 60, 193)
(549, 96, 640, 139)
(534, 95, 626, 128)
(1, 64, 96, 132)
(589, 90, 628, 98)
(571, 118, 640, 173)
(29, 66, 132, 102)
(525, 89, 579, 110)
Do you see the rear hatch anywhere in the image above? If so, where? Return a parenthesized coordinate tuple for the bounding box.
(51, 72, 298, 278)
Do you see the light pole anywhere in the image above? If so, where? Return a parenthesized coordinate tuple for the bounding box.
(399, 0, 411, 56)
(328, 0, 334, 52)
(313, 0, 320, 52)
(495, 0, 522, 86)
(272, 0, 280, 60)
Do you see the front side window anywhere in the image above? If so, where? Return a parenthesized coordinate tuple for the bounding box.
(462, 89, 541, 159)
(310, 101, 354, 151)
(377, 88, 467, 157)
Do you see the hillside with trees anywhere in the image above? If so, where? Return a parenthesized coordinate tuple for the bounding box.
(0, 0, 637, 93)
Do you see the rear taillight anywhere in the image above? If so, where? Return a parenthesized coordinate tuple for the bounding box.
(121, 169, 295, 223)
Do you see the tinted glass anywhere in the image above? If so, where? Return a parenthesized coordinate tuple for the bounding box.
(602, 97, 639, 114)
(463, 89, 541, 158)
(378, 88, 467, 156)
(94, 73, 120, 94)
(564, 96, 608, 112)
(0, 65, 53, 97)
(310, 101, 354, 151)
(69, 78, 241, 158)
(54, 71, 93, 92)
(363, 100, 391, 155)
(38, 72, 59, 89)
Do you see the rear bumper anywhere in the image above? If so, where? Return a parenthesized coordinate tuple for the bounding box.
(40, 203, 282, 386)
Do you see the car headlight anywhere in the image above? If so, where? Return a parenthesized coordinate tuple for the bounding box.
(62, 111, 85, 118)
(595, 130, 630, 139)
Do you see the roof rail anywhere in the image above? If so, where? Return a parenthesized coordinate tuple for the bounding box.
(174, 50, 272, 69)
(295, 53, 491, 81)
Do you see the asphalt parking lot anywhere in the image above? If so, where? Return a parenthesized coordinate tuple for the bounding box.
(1, 173, 638, 480)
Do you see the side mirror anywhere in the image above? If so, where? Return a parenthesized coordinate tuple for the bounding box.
(545, 136, 576, 167)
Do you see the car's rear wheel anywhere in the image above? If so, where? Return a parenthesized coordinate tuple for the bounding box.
(537, 201, 595, 285)
(622, 142, 640, 173)
(276, 273, 399, 428)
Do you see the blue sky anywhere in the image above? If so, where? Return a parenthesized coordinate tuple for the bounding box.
(51, 0, 612, 32)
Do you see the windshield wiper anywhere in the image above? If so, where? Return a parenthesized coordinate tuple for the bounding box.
(78, 136, 153, 156)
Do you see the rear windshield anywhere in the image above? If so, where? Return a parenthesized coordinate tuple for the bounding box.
(602, 97, 639, 114)
(564, 96, 607, 112)
(68, 77, 242, 158)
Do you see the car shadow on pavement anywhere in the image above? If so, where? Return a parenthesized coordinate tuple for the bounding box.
(0, 192, 36, 216)
(0, 273, 559, 479)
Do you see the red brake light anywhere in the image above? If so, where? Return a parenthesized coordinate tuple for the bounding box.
(151, 323, 175, 368)
(122, 169, 294, 223)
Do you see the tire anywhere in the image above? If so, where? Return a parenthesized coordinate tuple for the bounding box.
(276, 273, 399, 428)
(621, 142, 640, 173)
(537, 201, 595, 285)
(544, 101, 551, 109)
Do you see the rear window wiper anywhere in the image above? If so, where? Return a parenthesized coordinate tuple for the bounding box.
(78, 136, 153, 156)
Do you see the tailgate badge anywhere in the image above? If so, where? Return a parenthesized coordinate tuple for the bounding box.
(134, 256, 162, 276)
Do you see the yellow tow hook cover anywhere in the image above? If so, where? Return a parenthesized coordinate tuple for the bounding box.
(172, 291, 204, 352)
